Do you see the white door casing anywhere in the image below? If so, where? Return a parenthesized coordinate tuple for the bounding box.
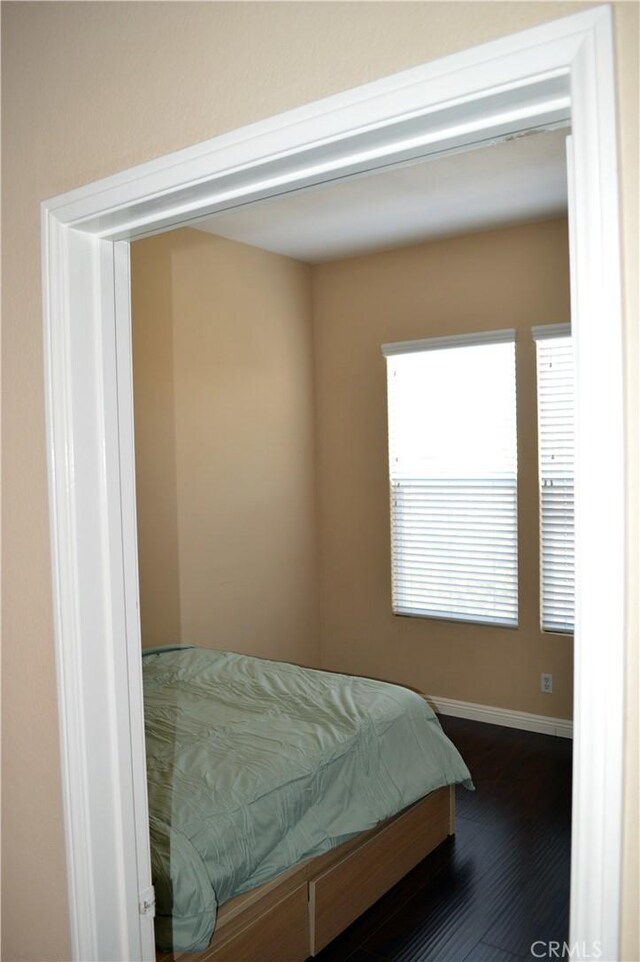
(41, 7, 624, 961)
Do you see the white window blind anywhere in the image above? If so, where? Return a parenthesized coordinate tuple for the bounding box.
(533, 324, 575, 633)
(382, 330, 518, 627)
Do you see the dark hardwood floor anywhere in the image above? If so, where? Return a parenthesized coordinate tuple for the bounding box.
(314, 716, 572, 962)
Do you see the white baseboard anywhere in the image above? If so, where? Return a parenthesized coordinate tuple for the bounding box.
(427, 694, 573, 739)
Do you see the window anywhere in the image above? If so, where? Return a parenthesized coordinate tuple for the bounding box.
(382, 330, 518, 627)
(533, 324, 575, 633)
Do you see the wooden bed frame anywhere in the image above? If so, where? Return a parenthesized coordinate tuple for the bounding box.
(156, 784, 455, 962)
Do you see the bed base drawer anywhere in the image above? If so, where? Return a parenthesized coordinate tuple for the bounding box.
(206, 883, 309, 962)
(157, 786, 455, 962)
(309, 785, 451, 955)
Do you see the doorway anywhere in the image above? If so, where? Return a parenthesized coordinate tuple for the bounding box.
(41, 8, 625, 961)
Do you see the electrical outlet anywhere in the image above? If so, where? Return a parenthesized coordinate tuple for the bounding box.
(541, 673, 553, 694)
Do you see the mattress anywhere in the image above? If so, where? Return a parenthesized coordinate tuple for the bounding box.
(142, 645, 473, 952)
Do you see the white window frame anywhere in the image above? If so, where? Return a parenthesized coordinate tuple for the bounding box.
(534, 323, 575, 634)
(382, 329, 519, 628)
(41, 8, 625, 961)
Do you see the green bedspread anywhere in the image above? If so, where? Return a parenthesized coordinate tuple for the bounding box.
(142, 646, 473, 952)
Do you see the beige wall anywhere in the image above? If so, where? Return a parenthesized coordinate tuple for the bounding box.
(1, 3, 636, 960)
(313, 218, 574, 719)
(133, 221, 570, 708)
(131, 233, 183, 648)
(131, 229, 319, 664)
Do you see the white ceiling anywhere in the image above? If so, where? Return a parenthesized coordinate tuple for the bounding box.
(193, 127, 568, 264)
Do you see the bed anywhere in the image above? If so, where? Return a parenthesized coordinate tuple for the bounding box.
(143, 645, 473, 960)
